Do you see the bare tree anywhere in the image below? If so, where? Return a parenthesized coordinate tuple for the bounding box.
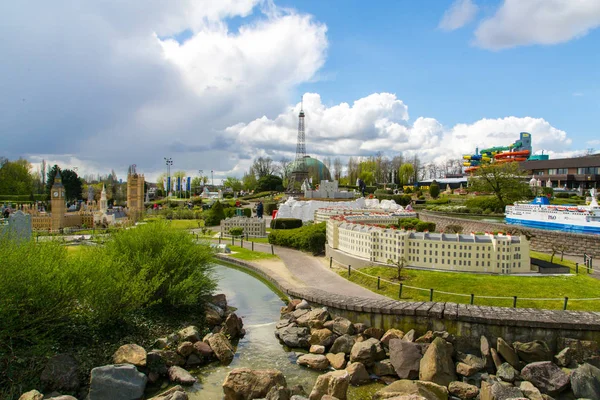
(278, 156, 291, 180)
(347, 156, 358, 185)
(333, 157, 343, 180)
(251, 156, 277, 178)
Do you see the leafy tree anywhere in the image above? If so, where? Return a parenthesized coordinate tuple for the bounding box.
(429, 180, 440, 199)
(468, 162, 529, 208)
(0, 158, 34, 195)
(242, 172, 257, 191)
(398, 163, 414, 186)
(46, 165, 83, 201)
(256, 174, 283, 192)
(358, 159, 377, 185)
(223, 177, 242, 192)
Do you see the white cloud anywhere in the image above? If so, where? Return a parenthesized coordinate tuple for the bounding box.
(587, 139, 600, 146)
(439, 0, 479, 31)
(475, 0, 600, 50)
(572, 92, 584, 97)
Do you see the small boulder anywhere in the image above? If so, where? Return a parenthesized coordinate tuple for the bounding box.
(496, 362, 518, 382)
(205, 306, 223, 326)
(18, 390, 44, 400)
(570, 362, 600, 400)
(146, 351, 168, 375)
(221, 313, 244, 339)
(432, 331, 455, 344)
(557, 337, 599, 365)
(185, 353, 203, 368)
(193, 341, 214, 359)
(168, 366, 197, 386)
(296, 308, 330, 327)
(310, 345, 325, 354)
(520, 361, 570, 396)
(389, 339, 425, 380)
(309, 328, 335, 348)
(326, 353, 347, 370)
(346, 362, 370, 385)
(177, 342, 194, 358)
(331, 317, 355, 336)
(265, 385, 291, 400)
(456, 362, 477, 377)
(353, 323, 367, 334)
(156, 350, 186, 367)
(554, 347, 572, 368)
(381, 329, 405, 347)
(113, 344, 147, 367)
(364, 327, 385, 340)
(496, 338, 520, 369)
(207, 333, 235, 364)
(519, 381, 544, 400)
(88, 364, 147, 400)
(513, 340, 552, 363)
(285, 299, 302, 313)
(222, 368, 287, 400)
(297, 354, 330, 370)
(212, 293, 228, 310)
(448, 381, 479, 399)
(308, 320, 324, 330)
(490, 348, 502, 371)
(403, 329, 416, 342)
(178, 326, 201, 343)
(330, 335, 355, 355)
(296, 299, 311, 309)
(277, 325, 311, 349)
(350, 338, 381, 367)
(372, 379, 448, 400)
(372, 359, 396, 376)
(415, 331, 433, 344)
(480, 335, 494, 371)
(40, 354, 80, 393)
(308, 370, 349, 400)
(153, 337, 169, 349)
(480, 381, 523, 400)
(147, 385, 188, 400)
(419, 337, 457, 387)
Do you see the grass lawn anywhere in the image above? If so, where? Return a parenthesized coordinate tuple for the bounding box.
(227, 245, 279, 261)
(164, 219, 204, 230)
(336, 257, 600, 311)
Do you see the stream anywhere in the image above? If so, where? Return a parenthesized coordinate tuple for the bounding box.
(185, 264, 382, 399)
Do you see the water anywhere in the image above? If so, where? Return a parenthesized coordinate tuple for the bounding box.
(185, 264, 382, 399)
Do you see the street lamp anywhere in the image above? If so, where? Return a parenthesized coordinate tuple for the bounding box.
(211, 170, 214, 187)
(164, 157, 173, 196)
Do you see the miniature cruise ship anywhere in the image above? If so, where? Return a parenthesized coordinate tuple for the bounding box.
(505, 188, 600, 234)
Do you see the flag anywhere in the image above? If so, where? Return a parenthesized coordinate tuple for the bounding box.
(167, 177, 171, 192)
(163, 178, 167, 191)
(187, 177, 191, 192)
(177, 176, 181, 192)
(182, 177, 187, 192)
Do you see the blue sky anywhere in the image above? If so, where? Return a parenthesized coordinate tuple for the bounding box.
(2, 0, 600, 180)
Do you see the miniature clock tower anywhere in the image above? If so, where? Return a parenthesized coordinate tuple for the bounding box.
(51, 171, 66, 231)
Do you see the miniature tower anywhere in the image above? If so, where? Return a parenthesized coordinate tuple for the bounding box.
(50, 170, 66, 231)
(99, 184, 108, 213)
(127, 164, 145, 221)
(286, 96, 309, 193)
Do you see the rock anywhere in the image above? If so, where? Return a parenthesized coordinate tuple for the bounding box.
(146, 351, 168, 375)
(490, 348, 503, 371)
(156, 350, 186, 367)
(481, 336, 494, 371)
(88, 364, 147, 400)
(178, 326, 201, 343)
(207, 333, 235, 364)
(520, 361, 569, 396)
(291, 397, 309, 400)
(291, 308, 310, 320)
(222, 313, 245, 339)
(390, 339, 425, 380)
(205, 306, 223, 326)
(330, 335, 356, 355)
(18, 390, 44, 400)
(148, 385, 188, 400)
(496, 363, 518, 382)
(554, 347, 572, 368)
(193, 341, 214, 359)
(185, 354, 203, 368)
(296, 308, 330, 327)
(456, 353, 486, 374)
(331, 317, 355, 336)
(353, 323, 367, 334)
(113, 344, 147, 368)
(309, 370, 350, 400)
(456, 362, 477, 377)
(284, 299, 302, 313)
(310, 345, 325, 354)
(326, 353, 347, 370)
(372, 379, 449, 400)
(448, 381, 479, 399)
(212, 293, 228, 310)
(308, 320, 324, 330)
(403, 329, 416, 342)
(290, 384, 307, 397)
(277, 319, 292, 330)
(519, 381, 543, 400)
(364, 327, 385, 340)
(277, 325, 311, 349)
(557, 337, 599, 365)
(432, 331, 456, 344)
(40, 354, 80, 393)
(296, 299, 311, 309)
(513, 341, 552, 363)
(323, 320, 335, 331)
(320, 396, 340, 400)
(415, 331, 434, 344)
(309, 328, 335, 348)
(297, 354, 330, 370)
(345, 361, 371, 385)
(168, 366, 197, 386)
(45, 396, 78, 400)
(496, 338, 520, 369)
(419, 337, 457, 387)
(153, 337, 169, 349)
(177, 342, 194, 358)
(381, 329, 405, 347)
(350, 338, 382, 367)
(266, 385, 291, 400)
(223, 368, 287, 400)
(480, 381, 523, 400)
(570, 362, 600, 399)
(373, 359, 396, 376)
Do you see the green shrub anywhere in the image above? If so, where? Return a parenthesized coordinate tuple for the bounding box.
(242, 208, 252, 217)
(404, 187, 413, 194)
(465, 196, 503, 213)
(470, 207, 483, 215)
(555, 192, 570, 198)
(263, 202, 278, 216)
(429, 181, 440, 199)
(224, 208, 236, 218)
(427, 196, 450, 205)
(397, 217, 436, 232)
(374, 189, 393, 195)
(204, 201, 226, 226)
(415, 221, 436, 232)
(268, 222, 326, 255)
(229, 227, 244, 236)
(191, 197, 203, 205)
(271, 218, 303, 229)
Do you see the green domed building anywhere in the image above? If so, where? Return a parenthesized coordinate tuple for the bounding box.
(287, 156, 332, 183)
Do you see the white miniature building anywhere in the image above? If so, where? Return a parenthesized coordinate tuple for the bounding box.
(304, 180, 355, 199)
(220, 216, 267, 238)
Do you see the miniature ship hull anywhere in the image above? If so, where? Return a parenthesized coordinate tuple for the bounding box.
(505, 206, 600, 235)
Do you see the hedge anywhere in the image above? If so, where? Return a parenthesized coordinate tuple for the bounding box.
(555, 192, 570, 198)
(465, 196, 503, 213)
(224, 208, 252, 218)
(270, 218, 303, 229)
(397, 217, 436, 232)
(263, 202, 278, 216)
(268, 222, 326, 255)
(375, 194, 412, 206)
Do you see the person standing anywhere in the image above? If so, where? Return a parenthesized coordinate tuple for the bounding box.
(256, 200, 264, 219)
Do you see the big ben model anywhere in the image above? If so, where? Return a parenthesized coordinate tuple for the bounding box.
(51, 170, 66, 231)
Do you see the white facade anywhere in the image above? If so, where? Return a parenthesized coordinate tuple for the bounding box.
(220, 217, 267, 237)
(304, 180, 356, 199)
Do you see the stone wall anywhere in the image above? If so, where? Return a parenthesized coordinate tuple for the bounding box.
(418, 211, 600, 258)
(215, 255, 600, 354)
